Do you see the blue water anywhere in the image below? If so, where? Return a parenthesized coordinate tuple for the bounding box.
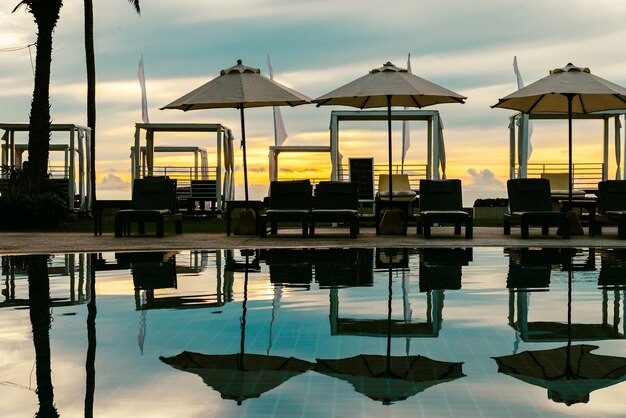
(0, 248, 624, 417)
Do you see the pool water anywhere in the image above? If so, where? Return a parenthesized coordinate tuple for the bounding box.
(1, 247, 625, 418)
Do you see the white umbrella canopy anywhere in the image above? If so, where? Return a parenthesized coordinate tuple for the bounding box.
(314, 62, 466, 109)
(492, 63, 626, 202)
(162, 60, 311, 200)
(314, 62, 466, 199)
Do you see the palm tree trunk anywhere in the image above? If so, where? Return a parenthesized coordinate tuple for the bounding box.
(84, 0, 97, 204)
(23, 0, 63, 193)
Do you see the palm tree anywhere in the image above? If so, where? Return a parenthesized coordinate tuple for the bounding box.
(12, 0, 63, 193)
(84, 0, 140, 205)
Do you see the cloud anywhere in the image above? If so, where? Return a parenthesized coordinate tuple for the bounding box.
(465, 168, 505, 191)
(98, 174, 130, 190)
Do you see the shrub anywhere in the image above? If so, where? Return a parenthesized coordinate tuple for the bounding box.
(0, 192, 68, 230)
(473, 198, 509, 207)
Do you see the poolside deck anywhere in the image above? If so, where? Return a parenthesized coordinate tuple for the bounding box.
(3, 226, 626, 255)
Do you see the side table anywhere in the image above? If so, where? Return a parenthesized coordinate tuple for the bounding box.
(225, 200, 263, 236)
(375, 199, 412, 235)
(559, 199, 597, 237)
(93, 200, 132, 235)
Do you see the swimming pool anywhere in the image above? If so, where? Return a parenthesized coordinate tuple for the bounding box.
(1, 247, 624, 417)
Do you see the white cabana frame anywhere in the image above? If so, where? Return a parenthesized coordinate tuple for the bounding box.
(269, 145, 332, 182)
(328, 110, 445, 181)
(131, 146, 210, 180)
(0, 123, 92, 211)
(510, 112, 626, 183)
(132, 123, 235, 209)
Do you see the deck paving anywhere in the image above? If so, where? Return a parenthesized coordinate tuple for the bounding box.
(2, 226, 626, 255)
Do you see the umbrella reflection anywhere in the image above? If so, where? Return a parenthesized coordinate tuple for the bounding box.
(506, 248, 623, 342)
(496, 252, 626, 405)
(316, 248, 465, 405)
(160, 250, 314, 404)
(315, 354, 464, 405)
(494, 344, 626, 405)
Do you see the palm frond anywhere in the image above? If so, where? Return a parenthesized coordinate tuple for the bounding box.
(128, 0, 140, 13)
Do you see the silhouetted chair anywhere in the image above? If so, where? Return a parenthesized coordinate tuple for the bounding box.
(188, 179, 217, 214)
(598, 249, 626, 289)
(261, 180, 312, 237)
(505, 248, 565, 290)
(115, 177, 182, 237)
(540, 172, 586, 199)
(504, 178, 570, 239)
(375, 174, 417, 235)
(418, 248, 472, 291)
(262, 249, 313, 288)
(597, 180, 626, 239)
(416, 179, 472, 238)
(310, 181, 359, 238)
(312, 248, 374, 288)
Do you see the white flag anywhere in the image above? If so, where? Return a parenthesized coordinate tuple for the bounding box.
(513, 56, 533, 157)
(138, 54, 149, 123)
(401, 53, 411, 167)
(267, 54, 288, 146)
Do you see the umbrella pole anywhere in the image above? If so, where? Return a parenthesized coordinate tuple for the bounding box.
(239, 255, 249, 371)
(386, 265, 393, 374)
(567, 94, 574, 205)
(566, 263, 573, 378)
(240, 105, 249, 201)
(387, 95, 393, 203)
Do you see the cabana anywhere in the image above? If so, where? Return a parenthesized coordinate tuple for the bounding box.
(131, 123, 235, 210)
(509, 111, 626, 188)
(0, 123, 92, 211)
(268, 109, 446, 189)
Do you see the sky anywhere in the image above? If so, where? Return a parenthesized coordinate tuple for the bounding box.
(2, 0, 626, 202)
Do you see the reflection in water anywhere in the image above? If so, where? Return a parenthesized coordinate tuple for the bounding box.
(494, 343, 626, 405)
(2, 248, 626, 416)
(85, 254, 97, 418)
(160, 250, 314, 405)
(505, 248, 624, 342)
(497, 248, 626, 405)
(1, 254, 91, 308)
(317, 249, 465, 405)
(25, 255, 59, 418)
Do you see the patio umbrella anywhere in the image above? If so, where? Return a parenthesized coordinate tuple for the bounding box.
(314, 248, 464, 404)
(160, 250, 313, 404)
(161, 60, 311, 200)
(314, 61, 466, 200)
(492, 63, 626, 203)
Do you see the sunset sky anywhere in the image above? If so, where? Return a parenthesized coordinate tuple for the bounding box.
(2, 0, 626, 201)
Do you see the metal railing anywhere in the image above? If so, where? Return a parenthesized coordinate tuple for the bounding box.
(274, 164, 428, 191)
(143, 166, 218, 197)
(523, 163, 604, 190)
(340, 163, 428, 190)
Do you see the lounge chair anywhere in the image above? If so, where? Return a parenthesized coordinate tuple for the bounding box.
(416, 179, 472, 238)
(375, 174, 416, 235)
(188, 179, 217, 214)
(115, 177, 183, 237)
(504, 178, 570, 239)
(310, 181, 359, 238)
(540, 172, 586, 200)
(261, 179, 312, 237)
(597, 180, 626, 238)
